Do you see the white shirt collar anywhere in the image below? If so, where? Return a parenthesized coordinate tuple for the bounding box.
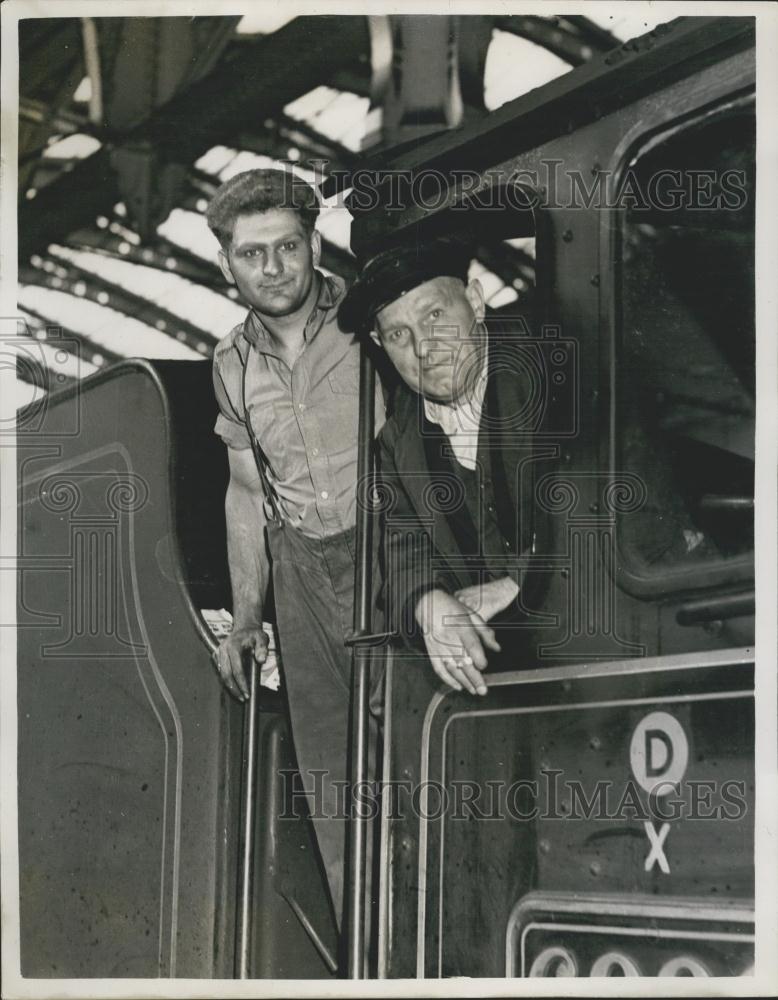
(423, 344, 488, 469)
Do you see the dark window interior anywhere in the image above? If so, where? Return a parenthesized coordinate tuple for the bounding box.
(617, 105, 755, 579)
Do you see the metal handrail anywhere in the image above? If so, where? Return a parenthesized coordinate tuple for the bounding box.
(235, 657, 260, 978)
(345, 343, 379, 978)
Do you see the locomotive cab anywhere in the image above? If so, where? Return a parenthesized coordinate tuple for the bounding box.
(364, 15, 755, 980)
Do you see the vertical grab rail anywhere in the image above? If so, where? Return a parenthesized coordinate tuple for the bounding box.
(235, 656, 260, 978)
(345, 344, 377, 978)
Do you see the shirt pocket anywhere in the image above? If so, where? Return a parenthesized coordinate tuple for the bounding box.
(319, 389, 360, 462)
(327, 353, 361, 395)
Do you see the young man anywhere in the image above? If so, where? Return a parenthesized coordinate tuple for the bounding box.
(207, 168, 384, 931)
(339, 240, 540, 696)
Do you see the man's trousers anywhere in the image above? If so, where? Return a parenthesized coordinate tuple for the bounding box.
(265, 520, 382, 933)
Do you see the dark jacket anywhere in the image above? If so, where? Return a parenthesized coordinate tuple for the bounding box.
(377, 332, 548, 643)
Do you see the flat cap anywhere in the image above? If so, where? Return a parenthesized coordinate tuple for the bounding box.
(338, 238, 471, 332)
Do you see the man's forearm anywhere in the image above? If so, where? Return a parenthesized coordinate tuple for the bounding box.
(225, 481, 269, 628)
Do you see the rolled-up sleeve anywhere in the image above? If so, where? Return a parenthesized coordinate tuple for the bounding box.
(213, 350, 251, 451)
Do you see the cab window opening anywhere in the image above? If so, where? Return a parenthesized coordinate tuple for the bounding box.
(615, 103, 755, 587)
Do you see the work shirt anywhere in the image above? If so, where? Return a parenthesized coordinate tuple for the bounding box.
(212, 272, 385, 538)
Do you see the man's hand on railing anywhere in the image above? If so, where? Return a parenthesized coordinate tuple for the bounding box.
(213, 625, 269, 702)
(455, 575, 519, 622)
(414, 589, 501, 697)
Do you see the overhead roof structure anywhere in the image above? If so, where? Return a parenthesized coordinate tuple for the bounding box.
(15, 11, 672, 409)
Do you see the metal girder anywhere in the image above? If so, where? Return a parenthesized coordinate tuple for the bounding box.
(19, 19, 83, 104)
(18, 19, 86, 191)
(94, 17, 240, 132)
(228, 36, 373, 98)
(19, 96, 91, 136)
(234, 128, 337, 172)
(67, 219, 230, 293)
(92, 17, 240, 238)
(474, 241, 536, 290)
(335, 18, 755, 262)
(19, 15, 371, 262)
(561, 15, 622, 52)
(493, 14, 615, 66)
(272, 112, 362, 167)
(336, 18, 753, 198)
(22, 255, 218, 356)
(377, 15, 492, 145)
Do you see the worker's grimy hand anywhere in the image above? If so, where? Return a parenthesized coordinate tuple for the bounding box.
(414, 589, 501, 696)
(454, 575, 519, 622)
(213, 625, 269, 702)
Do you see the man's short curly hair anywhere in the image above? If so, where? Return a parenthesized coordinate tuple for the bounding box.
(206, 168, 320, 249)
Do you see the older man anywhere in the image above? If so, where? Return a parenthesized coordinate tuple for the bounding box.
(208, 168, 384, 932)
(339, 240, 540, 696)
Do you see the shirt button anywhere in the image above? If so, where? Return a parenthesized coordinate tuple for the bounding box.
(320, 490, 329, 500)
(298, 403, 305, 411)
(312, 448, 319, 457)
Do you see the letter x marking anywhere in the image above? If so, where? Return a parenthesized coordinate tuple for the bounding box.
(643, 820, 670, 873)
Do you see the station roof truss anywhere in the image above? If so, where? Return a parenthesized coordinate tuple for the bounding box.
(17, 12, 683, 405)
